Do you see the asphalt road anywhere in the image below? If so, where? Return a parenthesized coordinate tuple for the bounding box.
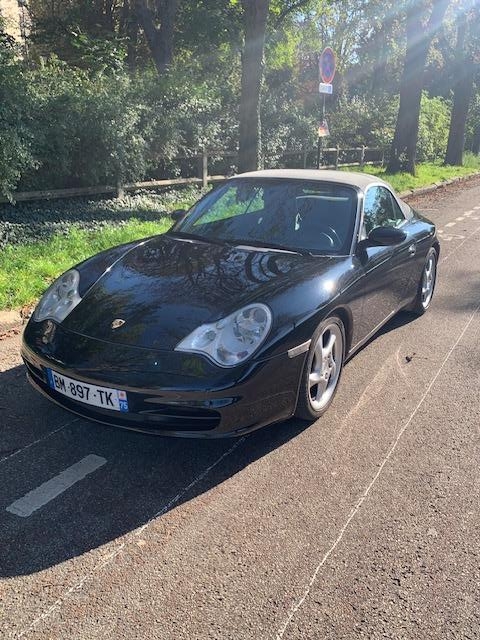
(1, 178, 479, 640)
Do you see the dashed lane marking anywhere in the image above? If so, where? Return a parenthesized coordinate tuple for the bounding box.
(456, 216, 465, 221)
(445, 222, 456, 227)
(6, 454, 106, 517)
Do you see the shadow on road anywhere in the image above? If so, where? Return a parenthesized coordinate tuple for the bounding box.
(0, 310, 418, 578)
(0, 363, 311, 578)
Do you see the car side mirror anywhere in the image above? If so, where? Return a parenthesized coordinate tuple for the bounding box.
(171, 208, 187, 223)
(366, 226, 407, 246)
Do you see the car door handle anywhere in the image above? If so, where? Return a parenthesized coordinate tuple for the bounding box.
(408, 244, 416, 256)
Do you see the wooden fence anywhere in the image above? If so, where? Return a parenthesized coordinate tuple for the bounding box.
(2, 146, 386, 204)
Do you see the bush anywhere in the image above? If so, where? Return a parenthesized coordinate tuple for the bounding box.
(327, 95, 398, 149)
(0, 28, 37, 200)
(22, 61, 149, 190)
(417, 93, 451, 163)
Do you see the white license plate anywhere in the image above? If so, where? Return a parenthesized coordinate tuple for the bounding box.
(46, 368, 129, 412)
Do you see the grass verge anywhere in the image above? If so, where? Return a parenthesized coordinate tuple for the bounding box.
(356, 155, 480, 192)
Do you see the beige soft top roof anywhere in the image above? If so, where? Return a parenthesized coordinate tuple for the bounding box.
(232, 169, 391, 193)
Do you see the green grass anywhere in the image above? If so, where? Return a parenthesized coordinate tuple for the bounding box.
(354, 157, 480, 193)
(0, 218, 170, 309)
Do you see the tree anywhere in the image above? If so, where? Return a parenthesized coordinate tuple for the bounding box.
(238, 0, 314, 173)
(387, 0, 450, 175)
(135, 0, 178, 74)
(445, 3, 479, 165)
(238, 0, 270, 173)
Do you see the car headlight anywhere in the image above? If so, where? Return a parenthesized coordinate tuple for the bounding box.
(33, 269, 82, 323)
(175, 303, 272, 367)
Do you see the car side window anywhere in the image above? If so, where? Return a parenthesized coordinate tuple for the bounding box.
(363, 186, 406, 236)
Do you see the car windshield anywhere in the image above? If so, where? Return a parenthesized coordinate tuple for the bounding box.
(173, 179, 358, 255)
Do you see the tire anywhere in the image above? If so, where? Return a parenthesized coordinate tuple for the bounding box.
(295, 316, 345, 421)
(411, 247, 438, 316)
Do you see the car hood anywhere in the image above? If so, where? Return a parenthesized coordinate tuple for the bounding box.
(63, 234, 338, 351)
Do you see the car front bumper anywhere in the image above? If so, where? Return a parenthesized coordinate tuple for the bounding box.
(22, 319, 306, 438)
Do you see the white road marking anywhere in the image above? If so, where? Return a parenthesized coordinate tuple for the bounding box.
(437, 229, 444, 234)
(464, 210, 474, 216)
(0, 418, 79, 465)
(276, 302, 480, 639)
(441, 234, 465, 242)
(473, 206, 480, 210)
(17, 436, 246, 637)
(441, 224, 480, 264)
(472, 216, 479, 220)
(6, 454, 106, 517)
(456, 216, 465, 221)
(445, 222, 456, 227)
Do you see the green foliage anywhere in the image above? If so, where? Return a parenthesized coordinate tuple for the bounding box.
(462, 151, 480, 169)
(417, 93, 451, 163)
(22, 61, 149, 190)
(328, 95, 398, 147)
(0, 28, 37, 200)
(465, 92, 480, 152)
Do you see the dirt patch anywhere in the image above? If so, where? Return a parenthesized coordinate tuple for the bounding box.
(0, 310, 22, 334)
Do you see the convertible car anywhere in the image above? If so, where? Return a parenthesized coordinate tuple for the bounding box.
(22, 170, 439, 438)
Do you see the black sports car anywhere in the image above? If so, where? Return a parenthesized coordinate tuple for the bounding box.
(22, 170, 439, 438)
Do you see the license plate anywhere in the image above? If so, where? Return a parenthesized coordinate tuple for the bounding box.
(46, 368, 129, 412)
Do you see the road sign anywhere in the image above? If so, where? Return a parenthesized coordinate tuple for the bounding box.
(319, 47, 336, 84)
(318, 120, 330, 137)
(319, 82, 333, 95)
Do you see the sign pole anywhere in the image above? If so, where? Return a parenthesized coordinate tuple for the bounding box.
(317, 95, 326, 169)
(317, 47, 336, 170)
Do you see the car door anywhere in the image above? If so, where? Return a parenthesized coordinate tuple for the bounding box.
(356, 185, 418, 341)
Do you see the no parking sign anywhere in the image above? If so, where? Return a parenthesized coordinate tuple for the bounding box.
(319, 47, 336, 84)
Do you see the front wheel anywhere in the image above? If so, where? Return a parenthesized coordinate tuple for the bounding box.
(411, 247, 438, 315)
(295, 316, 345, 421)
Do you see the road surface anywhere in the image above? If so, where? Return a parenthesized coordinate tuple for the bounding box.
(1, 177, 479, 639)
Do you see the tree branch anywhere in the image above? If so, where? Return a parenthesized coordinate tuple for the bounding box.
(275, 0, 312, 26)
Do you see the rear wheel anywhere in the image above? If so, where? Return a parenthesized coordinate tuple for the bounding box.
(411, 247, 437, 315)
(295, 316, 345, 421)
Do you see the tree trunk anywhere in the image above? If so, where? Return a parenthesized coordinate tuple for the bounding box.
(445, 10, 480, 166)
(387, 0, 449, 175)
(445, 13, 474, 166)
(238, 0, 269, 174)
(120, 0, 139, 71)
(135, 0, 178, 75)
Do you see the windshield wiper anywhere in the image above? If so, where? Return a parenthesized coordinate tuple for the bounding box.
(168, 231, 232, 248)
(233, 239, 313, 257)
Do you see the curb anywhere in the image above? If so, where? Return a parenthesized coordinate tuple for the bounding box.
(399, 170, 480, 201)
